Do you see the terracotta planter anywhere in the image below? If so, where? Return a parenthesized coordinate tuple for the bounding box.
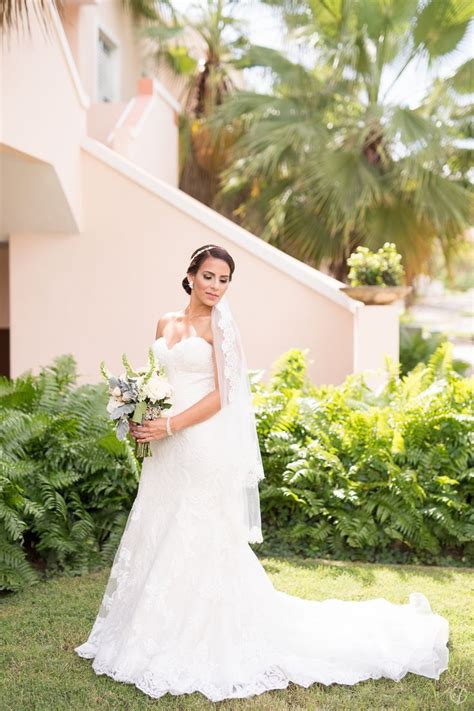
(340, 285, 412, 305)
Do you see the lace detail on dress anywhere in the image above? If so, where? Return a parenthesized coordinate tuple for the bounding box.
(75, 585, 449, 703)
(74, 334, 449, 703)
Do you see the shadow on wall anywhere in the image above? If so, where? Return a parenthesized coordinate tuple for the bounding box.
(0, 329, 9, 377)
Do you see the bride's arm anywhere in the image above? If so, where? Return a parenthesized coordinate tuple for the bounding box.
(169, 346, 221, 433)
(130, 321, 221, 443)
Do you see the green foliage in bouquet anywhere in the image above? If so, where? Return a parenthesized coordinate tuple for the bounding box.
(100, 348, 173, 459)
(255, 344, 474, 565)
(0, 355, 139, 593)
(347, 243, 405, 286)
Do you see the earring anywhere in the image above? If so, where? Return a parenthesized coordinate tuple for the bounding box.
(189, 280, 193, 289)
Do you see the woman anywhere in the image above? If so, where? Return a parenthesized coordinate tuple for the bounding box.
(75, 244, 449, 702)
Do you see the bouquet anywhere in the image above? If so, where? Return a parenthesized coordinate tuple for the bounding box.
(100, 347, 173, 459)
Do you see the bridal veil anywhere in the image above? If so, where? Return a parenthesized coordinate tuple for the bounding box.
(211, 293, 265, 543)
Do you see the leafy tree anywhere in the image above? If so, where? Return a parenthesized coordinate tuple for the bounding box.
(140, 0, 250, 206)
(122, 0, 172, 22)
(0, 0, 165, 32)
(210, 0, 473, 280)
(399, 325, 470, 376)
(0, 0, 63, 34)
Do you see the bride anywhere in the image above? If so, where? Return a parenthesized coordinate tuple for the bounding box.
(75, 244, 449, 702)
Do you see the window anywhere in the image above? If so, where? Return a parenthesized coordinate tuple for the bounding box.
(97, 29, 118, 102)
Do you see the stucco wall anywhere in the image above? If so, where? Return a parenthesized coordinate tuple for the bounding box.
(3, 1, 399, 388)
(1, 4, 87, 231)
(9, 148, 354, 385)
(128, 94, 179, 186)
(110, 93, 179, 186)
(97, 0, 143, 101)
(62, 0, 143, 103)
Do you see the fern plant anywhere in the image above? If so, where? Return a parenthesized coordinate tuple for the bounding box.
(257, 343, 474, 565)
(2, 343, 472, 593)
(0, 355, 139, 592)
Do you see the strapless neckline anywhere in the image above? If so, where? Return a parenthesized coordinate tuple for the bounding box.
(155, 335, 213, 352)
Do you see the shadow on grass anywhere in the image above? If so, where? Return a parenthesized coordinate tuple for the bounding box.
(260, 555, 378, 585)
(259, 553, 473, 586)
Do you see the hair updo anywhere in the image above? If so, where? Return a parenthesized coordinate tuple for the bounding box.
(181, 244, 235, 294)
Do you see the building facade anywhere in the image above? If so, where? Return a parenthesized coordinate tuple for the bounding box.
(0, 0, 399, 385)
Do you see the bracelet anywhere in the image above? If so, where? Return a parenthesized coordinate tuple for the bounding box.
(166, 416, 173, 437)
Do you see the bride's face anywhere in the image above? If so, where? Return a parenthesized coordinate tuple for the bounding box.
(189, 256, 231, 307)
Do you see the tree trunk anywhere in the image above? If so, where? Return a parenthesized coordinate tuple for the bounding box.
(328, 257, 350, 282)
(179, 150, 216, 207)
(329, 232, 362, 282)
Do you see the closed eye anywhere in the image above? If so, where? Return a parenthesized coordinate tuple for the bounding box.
(203, 274, 229, 283)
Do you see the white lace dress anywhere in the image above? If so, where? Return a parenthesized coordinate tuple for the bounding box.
(74, 336, 449, 702)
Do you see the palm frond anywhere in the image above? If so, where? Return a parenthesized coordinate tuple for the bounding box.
(413, 0, 473, 59)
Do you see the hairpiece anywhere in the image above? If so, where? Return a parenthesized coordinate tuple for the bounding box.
(190, 245, 214, 262)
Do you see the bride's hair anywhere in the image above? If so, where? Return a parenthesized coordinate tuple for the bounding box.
(182, 244, 235, 294)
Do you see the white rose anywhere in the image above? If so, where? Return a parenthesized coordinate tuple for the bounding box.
(141, 375, 172, 402)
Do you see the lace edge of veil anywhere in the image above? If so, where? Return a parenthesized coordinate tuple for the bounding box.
(214, 298, 265, 489)
(215, 299, 239, 403)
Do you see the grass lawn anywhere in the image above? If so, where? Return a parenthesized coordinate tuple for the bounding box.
(1, 556, 473, 711)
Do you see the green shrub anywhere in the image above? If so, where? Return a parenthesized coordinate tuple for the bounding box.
(400, 324, 470, 376)
(2, 342, 472, 594)
(0, 355, 139, 593)
(347, 242, 405, 286)
(256, 343, 474, 565)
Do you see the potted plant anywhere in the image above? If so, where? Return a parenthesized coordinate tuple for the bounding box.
(341, 243, 412, 305)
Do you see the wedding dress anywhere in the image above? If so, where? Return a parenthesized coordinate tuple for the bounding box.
(74, 334, 449, 702)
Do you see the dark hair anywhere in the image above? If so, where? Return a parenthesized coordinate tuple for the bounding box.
(181, 244, 235, 294)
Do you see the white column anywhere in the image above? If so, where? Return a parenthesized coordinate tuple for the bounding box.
(353, 303, 401, 387)
(77, 3, 100, 103)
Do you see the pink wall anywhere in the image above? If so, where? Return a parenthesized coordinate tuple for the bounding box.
(110, 92, 179, 186)
(97, 0, 144, 101)
(87, 101, 128, 143)
(62, 0, 143, 103)
(3, 1, 400, 388)
(62, 3, 97, 101)
(126, 93, 179, 186)
(0, 2, 87, 231)
(9, 148, 354, 385)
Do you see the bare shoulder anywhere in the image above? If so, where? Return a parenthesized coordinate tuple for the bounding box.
(155, 310, 182, 339)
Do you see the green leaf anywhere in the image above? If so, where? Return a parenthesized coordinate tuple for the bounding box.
(449, 58, 474, 95)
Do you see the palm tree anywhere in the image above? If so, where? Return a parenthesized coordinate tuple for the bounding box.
(140, 0, 250, 206)
(1, 0, 63, 34)
(209, 0, 473, 281)
(1, 1, 164, 34)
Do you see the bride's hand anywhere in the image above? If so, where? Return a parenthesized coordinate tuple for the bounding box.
(129, 417, 169, 442)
